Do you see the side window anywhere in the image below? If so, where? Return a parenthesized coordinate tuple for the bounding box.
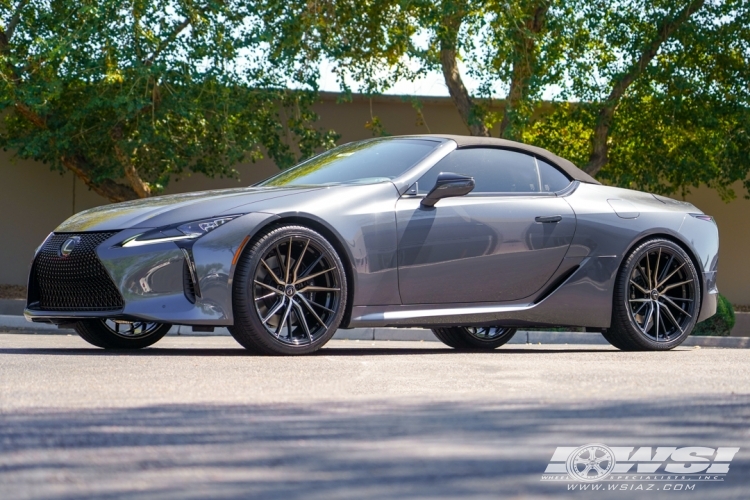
(537, 159, 572, 192)
(416, 148, 540, 194)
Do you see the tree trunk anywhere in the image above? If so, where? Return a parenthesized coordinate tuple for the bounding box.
(498, 3, 549, 140)
(60, 156, 140, 203)
(439, 12, 490, 137)
(584, 0, 705, 177)
(112, 125, 151, 198)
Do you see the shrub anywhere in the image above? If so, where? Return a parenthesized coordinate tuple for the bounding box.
(692, 294, 736, 336)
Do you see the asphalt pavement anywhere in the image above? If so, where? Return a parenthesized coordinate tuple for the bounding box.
(0, 333, 748, 499)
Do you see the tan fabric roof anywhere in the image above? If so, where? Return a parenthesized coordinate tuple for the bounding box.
(412, 134, 601, 185)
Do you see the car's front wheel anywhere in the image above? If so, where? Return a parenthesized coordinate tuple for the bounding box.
(607, 238, 700, 351)
(432, 326, 517, 350)
(74, 319, 171, 349)
(229, 225, 348, 355)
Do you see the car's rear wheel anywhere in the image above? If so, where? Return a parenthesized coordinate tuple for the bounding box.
(74, 319, 171, 349)
(229, 225, 347, 355)
(607, 238, 700, 351)
(432, 326, 517, 350)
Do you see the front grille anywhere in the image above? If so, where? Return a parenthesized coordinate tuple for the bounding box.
(29, 232, 124, 311)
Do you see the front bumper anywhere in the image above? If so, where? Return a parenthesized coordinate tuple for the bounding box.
(25, 212, 278, 326)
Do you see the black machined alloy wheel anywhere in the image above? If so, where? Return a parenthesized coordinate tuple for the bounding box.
(607, 238, 700, 351)
(74, 319, 171, 349)
(230, 225, 347, 355)
(432, 326, 517, 350)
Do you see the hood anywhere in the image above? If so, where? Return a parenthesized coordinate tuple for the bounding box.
(55, 186, 322, 232)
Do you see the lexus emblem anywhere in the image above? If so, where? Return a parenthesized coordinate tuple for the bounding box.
(60, 236, 81, 257)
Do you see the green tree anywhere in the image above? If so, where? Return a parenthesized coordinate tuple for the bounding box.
(0, 0, 337, 202)
(260, 0, 749, 199)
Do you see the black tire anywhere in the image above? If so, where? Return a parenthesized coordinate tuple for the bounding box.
(607, 238, 701, 351)
(229, 224, 348, 355)
(432, 326, 517, 350)
(74, 319, 171, 349)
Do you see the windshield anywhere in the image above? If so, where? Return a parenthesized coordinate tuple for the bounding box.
(258, 138, 440, 187)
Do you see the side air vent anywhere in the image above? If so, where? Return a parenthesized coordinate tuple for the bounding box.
(183, 259, 197, 303)
(534, 265, 580, 304)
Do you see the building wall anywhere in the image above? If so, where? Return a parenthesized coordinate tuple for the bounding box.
(1, 93, 747, 304)
(681, 184, 750, 304)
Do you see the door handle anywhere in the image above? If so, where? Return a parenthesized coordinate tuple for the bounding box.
(535, 215, 562, 223)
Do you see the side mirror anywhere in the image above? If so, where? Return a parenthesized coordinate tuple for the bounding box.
(421, 172, 475, 207)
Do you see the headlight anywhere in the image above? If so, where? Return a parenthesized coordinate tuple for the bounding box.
(122, 215, 243, 247)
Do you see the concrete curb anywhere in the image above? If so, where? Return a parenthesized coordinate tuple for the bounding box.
(2, 315, 748, 348)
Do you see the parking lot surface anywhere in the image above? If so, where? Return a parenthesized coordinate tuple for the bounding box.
(1, 333, 748, 499)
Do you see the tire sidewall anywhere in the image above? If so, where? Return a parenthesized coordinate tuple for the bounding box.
(232, 225, 348, 355)
(433, 326, 517, 350)
(617, 239, 700, 350)
(75, 320, 171, 349)
(461, 327, 517, 349)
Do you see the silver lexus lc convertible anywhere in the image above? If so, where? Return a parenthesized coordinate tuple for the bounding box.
(25, 135, 719, 354)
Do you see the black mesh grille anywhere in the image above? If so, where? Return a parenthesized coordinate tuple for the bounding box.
(30, 232, 124, 311)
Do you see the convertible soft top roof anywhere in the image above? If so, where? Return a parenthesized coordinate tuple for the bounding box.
(408, 134, 601, 185)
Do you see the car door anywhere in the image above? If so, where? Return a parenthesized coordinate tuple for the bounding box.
(396, 147, 577, 304)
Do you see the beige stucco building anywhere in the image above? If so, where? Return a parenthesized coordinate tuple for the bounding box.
(2, 92, 748, 305)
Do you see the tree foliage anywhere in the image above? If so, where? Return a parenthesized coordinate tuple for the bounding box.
(2, 0, 747, 201)
(0, 0, 337, 202)
(259, 0, 750, 199)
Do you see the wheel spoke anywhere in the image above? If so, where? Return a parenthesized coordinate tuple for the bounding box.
(292, 300, 313, 342)
(291, 238, 310, 284)
(629, 298, 650, 302)
(641, 302, 654, 334)
(260, 259, 284, 285)
(284, 236, 293, 283)
(255, 291, 277, 302)
(254, 280, 284, 295)
(629, 280, 650, 295)
(274, 244, 285, 278)
(635, 264, 649, 288)
(655, 301, 660, 340)
(276, 299, 293, 337)
(658, 302, 684, 335)
(660, 295, 692, 318)
(660, 279, 692, 293)
(296, 267, 335, 284)
(286, 303, 294, 340)
(298, 253, 324, 280)
(652, 247, 662, 291)
(656, 262, 685, 290)
(645, 252, 653, 289)
(298, 285, 340, 293)
(657, 254, 674, 286)
(261, 298, 286, 325)
(633, 301, 648, 316)
(307, 301, 335, 314)
(297, 294, 328, 330)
